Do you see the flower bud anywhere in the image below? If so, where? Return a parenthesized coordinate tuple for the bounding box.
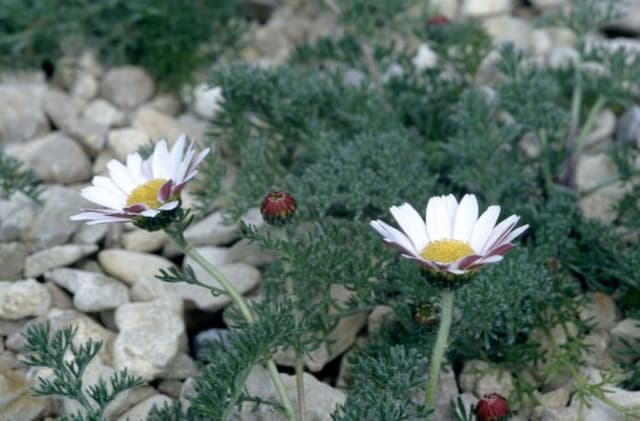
(260, 191, 297, 226)
(475, 393, 510, 421)
(413, 302, 437, 325)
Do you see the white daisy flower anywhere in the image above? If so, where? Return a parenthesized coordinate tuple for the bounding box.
(71, 134, 209, 225)
(370, 194, 528, 275)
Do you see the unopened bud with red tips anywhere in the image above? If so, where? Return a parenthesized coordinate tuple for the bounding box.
(427, 14, 449, 27)
(475, 393, 510, 421)
(260, 191, 297, 226)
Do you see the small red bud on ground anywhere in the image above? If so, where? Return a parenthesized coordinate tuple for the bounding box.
(475, 393, 510, 421)
(260, 191, 297, 226)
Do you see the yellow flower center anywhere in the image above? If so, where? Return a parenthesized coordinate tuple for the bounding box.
(420, 239, 475, 263)
(126, 178, 168, 209)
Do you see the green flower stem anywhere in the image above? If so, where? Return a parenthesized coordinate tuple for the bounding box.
(285, 270, 307, 421)
(178, 242, 296, 421)
(295, 352, 307, 421)
(425, 289, 455, 409)
(182, 242, 254, 321)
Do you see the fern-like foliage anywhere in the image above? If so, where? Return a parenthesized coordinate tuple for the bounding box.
(540, 0, 622, 39)
(0, 150, 42, 201)
(21, 323, 144, 421)
(186, 304, 296, 420)
(0, 0, 246, 90)
(289, 129, 436, 220)
(332, 345, 431, 420)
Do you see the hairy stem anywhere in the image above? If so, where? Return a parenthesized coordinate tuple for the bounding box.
(285, 272, 306, 421)
(425, 289, 455, 409)
(295, 352, 307, 421)
(359, 39, 383, 96)
(538, 129, 553, 192)
(174, 239, 296, 421)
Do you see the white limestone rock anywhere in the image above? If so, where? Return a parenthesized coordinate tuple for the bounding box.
(584, 109, 616, 152)
(72, 223, 109, 245)
(0, 192, 38, 243)
(616, 105, 640, 147)
(115, 394, 174, 421)
(0, 242, 28, 280)
(274, 285, 367, 372)
(231, 366, 346, 421)
(146, 93, 182, 116)
(462, 0, 511, 17)
(568, 368, 640, 421)
(71, 71, 99, 100)
(483, 16, 533, 51)
(427, 366, 460, 421)
(98, 248, 172, 286)
(132, 107, 195, 143)
(114, 299, 186, 381)
(579, 291, 621, 331)
(459, 360, 490, 393)
(27, 185, 77, 242)
(0, 81, 49, 143)
(0, 364, 49, 421)
(122, 229, 168, 253)
(5, 132, 92, 184)
(412, 44, 438, 71)
(576, 153, 628, 224)
(191, 84, 224, 120)
(107, 128, 151, 161)
(158, 352, 199, 380)
(0, 279, 51, 320)
(44, 268, 130, 312)
(100, 66, 155, 109)
(133, 261, 260, 311)
(83, 99, 126, 128)
(611, 318, 640, 363)
(42, 88, 81, 129)
(24, 244, 98, 278)
(184, 208, 263, 247)
(65, 117, 109, 156)
(183, 246, 232, 268)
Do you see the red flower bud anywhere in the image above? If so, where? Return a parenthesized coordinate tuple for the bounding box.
(260, 191, 297, 226)
(427, 14, 449, 27)
(475, 393, 510, 421)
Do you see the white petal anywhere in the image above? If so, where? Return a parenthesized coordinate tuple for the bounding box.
(70, 212, 131, 224)
(141, 209, 160, 217)
(85, 216, 131, 225)
(469, 205, 500, 252)
(81, 186, 126, 210)
(390, 203, 429, 251)
(107, 160, 137, 194)
(170, 135, 187, 180)
(140, 155, 153, 179)
(158, 201, 179, 211)
(452, 194, 478, 242)
(152, 140, 172, 179)
(426, 196, 451, 241)
(443, 194, 458, 235)
(371, 219, 418, 255)
(476, 255, 504, 265)
(501, 224, 529, 245)
(481, 215, 519, 253)
(126, 153, 146, 185)
(182, 147, 209, 183)
(175, 146, 195, 184)
(92, 176, 128, 199)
